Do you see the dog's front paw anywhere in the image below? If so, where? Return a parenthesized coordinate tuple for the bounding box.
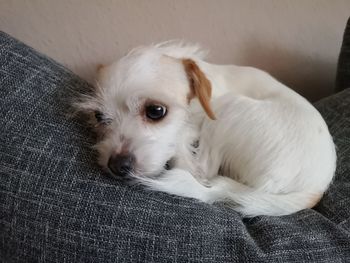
(137, 169, 211, 201)
(191, 164, 214, 187)
(193, 171, 211, 187)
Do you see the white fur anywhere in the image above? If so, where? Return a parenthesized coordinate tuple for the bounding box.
(77, 42, 336, 217)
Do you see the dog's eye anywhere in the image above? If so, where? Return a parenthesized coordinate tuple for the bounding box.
(145, 105, 167, 121)
(95, 111, 104, 122)
(94, 111, 112, 125)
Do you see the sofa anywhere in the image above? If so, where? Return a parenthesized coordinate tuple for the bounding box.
(1, 20, 349, 262)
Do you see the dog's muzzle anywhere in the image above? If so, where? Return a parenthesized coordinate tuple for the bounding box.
(108, 153, 135, 177)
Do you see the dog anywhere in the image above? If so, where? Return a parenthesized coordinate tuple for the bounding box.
(74, 42, 336, 216)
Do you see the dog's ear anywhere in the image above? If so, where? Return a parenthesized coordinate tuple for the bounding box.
(96, 64, 107, 81)
(182, 59, 216, 120)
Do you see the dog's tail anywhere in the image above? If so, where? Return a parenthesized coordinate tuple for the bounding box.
(209, 176, 321, 216)
(136, 169, 320, 217)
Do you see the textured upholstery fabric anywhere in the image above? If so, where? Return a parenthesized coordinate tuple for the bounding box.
(0, 31, 349, 263)
(336, 17, 350, 92)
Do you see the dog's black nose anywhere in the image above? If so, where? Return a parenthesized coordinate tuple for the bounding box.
(108, 154, 135, 177)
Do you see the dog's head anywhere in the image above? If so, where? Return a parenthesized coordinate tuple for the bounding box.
(75, 42, 215, 179)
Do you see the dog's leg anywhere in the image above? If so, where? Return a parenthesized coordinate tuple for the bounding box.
(175, 146, 220, 187)
(137, 168, 321, 216)
(191, 149, 220, 186)
(136, 168, 218, 202)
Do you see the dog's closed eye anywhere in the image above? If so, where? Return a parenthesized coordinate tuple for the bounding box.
(94, 111, 112, 126)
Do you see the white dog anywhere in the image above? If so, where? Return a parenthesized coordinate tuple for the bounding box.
(75, 42, 336, 216)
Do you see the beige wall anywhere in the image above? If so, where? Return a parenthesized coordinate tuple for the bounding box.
(0, 0, 349, 100)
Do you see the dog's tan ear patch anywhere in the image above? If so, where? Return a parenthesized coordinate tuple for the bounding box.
(97, 64, 106, 72)
(96, 64, 107, 79)
(182, 59, 216, 120)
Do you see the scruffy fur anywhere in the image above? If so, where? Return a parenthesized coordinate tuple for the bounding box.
(75, 42, 336, 216)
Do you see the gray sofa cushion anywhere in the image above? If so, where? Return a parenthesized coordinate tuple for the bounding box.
(0, 31, 349, 262)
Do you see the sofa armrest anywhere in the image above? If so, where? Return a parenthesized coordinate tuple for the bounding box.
(336, 17, 350, 92)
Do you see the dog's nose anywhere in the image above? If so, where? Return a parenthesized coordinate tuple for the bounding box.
(108, 153, 135, 177)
